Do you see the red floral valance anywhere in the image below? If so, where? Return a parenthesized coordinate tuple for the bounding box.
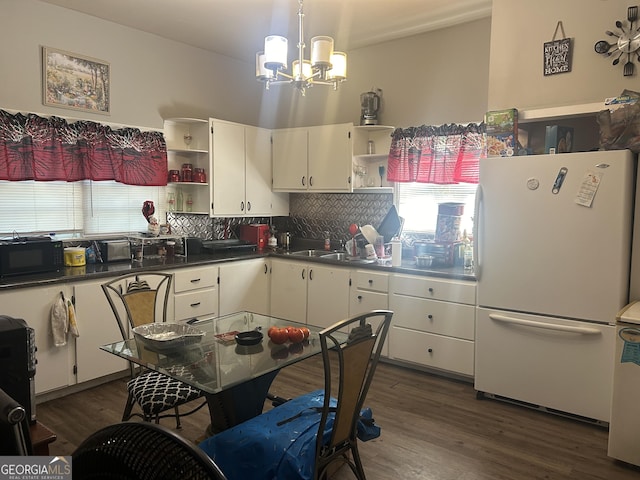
(387, 123, 485, 184)
(0, 110, 167, 186)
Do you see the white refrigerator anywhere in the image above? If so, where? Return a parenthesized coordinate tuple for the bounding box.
(475, 149, 635, 423)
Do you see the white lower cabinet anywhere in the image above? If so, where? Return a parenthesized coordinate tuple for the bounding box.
(218, 258, 270, 316)
(0, 285, 76, 395)
(173, 265, 218, 321)
(73, 279, 129, 383)
(269, 259, 350, 328)
(270, 259, 308, 323)
(306, 264, 350, 329)
(389, 274, 476, 377)
(349, 270, 390, 356)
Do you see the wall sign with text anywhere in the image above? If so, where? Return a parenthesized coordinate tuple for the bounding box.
(543, 22, 573, 76)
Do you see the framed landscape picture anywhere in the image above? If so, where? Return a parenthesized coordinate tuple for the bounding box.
(42, 46, 110, 115)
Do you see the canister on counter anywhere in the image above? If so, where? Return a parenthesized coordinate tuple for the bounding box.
(435, 202, 464, 242)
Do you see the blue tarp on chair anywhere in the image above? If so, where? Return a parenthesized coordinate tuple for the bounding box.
(198, 390, 379, 480)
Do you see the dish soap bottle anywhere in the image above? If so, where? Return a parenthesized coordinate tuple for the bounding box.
(462, 230, 473, 271)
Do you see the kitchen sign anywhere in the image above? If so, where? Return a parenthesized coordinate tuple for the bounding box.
(543, 21, 572, 76)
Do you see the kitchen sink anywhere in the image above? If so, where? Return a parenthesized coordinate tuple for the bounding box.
(320, 252, 376, 264)
(289, 249, 327, 257)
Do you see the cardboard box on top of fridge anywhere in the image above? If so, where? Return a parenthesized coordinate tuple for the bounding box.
(485, 108, 518, 157)
(597, 90, 640, 153)
(544, 125, 574, 154)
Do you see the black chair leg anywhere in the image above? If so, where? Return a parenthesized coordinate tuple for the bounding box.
(122, 393, 136, 422)
(174, 406, 182, 429)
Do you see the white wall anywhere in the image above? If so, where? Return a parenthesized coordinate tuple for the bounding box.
(1, 0, 266, 129)
(2, 0, 490, 130)
(489, 0, 637, 111)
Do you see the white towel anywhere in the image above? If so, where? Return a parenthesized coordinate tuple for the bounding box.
(51, 294, 68, 347)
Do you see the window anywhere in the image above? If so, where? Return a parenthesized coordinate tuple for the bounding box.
(0, 181, 165, 237)
(395, 182, 477, 235)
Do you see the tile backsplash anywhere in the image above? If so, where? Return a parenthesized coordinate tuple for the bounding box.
(166, 191, 394, 244)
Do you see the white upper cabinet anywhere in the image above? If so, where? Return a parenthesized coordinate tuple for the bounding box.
(166, 117, 289, 218)
(164, 118, 210, 214)
(272, 123, 353, 192)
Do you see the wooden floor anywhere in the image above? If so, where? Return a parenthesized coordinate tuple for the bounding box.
(37, 357, 640, 480)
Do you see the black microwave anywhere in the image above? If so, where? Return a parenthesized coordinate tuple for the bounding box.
(0, 238, 64, 278)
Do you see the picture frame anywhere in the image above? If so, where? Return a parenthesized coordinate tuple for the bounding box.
(42, 46, 110, 115)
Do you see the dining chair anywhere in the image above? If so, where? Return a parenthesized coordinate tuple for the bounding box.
(102, 273, 206, 428)
(73, 421, 228, 480)
(198, 309, 393, 480)
(0, 387, 32, 455)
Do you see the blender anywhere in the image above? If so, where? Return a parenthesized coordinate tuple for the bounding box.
(360, 89, 382, 125)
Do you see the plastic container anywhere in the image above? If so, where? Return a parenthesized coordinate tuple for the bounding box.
(391, 238, 402, 266)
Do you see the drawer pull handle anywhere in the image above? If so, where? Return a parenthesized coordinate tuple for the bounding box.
(190, 278, 201, 283)
(190, 302, 201, 307)
(427, 348, 433, 353)
(428, 287, 434, 293)
(489, 313, 601, 335)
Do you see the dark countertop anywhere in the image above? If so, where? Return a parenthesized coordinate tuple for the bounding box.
(0, 249, 475, 291)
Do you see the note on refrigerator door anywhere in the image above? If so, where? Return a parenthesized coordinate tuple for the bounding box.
(575, 170, 602, 207)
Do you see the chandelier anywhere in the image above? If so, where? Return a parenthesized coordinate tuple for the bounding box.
(255, 0, 347, 95)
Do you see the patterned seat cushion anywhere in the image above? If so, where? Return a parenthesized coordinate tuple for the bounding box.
(127, 371, 202, 417)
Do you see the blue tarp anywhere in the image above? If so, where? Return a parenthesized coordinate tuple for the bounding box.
(198, 390, 379, 480)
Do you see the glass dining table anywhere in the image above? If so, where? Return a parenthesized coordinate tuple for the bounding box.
(100, 311, 347, 433)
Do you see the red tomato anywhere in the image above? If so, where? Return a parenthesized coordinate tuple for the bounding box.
(300, 327, 310, 340)
(269, 328, 289, 345)
(267, 326, 279, 338)
(287, 327, 305, 344)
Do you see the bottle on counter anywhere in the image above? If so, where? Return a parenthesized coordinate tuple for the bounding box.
(462, 230, 473, 271)
(391, 237, 402, 266)
(324, 231, 331, 251)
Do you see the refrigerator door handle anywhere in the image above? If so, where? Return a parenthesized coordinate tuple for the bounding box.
(489, 313, 602, 335)
(473, 185, 482, 279)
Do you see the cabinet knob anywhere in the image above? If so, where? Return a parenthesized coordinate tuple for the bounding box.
(427, 348, 433, 353)
(309, 176, 313, 187)
(247, 201, 251, 212)
(302, 176, 306, 186)
(428, 287, 434, 293)
(264, 264, 268, 274)
(368, 279, 373, 284)
(302, 269, 305, 280)
(240, 201, 245, 212)
(309, 269, 313, 281)
(357, 295, 363, 301)
(427, 314, 433, 320)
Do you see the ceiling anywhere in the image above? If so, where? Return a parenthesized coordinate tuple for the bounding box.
(38, 0, 492, 63)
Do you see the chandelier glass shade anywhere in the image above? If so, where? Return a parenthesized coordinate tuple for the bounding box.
(255, 0, 347, 95)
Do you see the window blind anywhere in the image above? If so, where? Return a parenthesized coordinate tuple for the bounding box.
(396, 182, 477, 234)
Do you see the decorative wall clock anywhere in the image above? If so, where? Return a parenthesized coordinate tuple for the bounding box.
(594, 5, 640, 76)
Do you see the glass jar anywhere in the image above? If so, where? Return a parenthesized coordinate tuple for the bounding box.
(165, 241, 175, 257)
(168, 170, 180, 182)
(181, 163, 193, 182)
(194, 168, 206, 183)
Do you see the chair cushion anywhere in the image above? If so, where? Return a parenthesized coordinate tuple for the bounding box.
(127, 371, 202, 417)
(199, 390, 331, 480)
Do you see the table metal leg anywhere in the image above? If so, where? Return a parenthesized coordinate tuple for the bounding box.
(205, 370, 279, 434)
